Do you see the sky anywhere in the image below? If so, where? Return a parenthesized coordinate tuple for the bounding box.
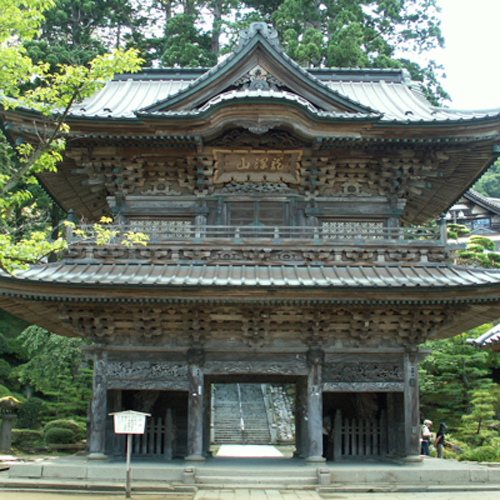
(433, 0, 500, 109)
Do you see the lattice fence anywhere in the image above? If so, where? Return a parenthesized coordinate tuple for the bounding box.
(333, 410, 387, 460)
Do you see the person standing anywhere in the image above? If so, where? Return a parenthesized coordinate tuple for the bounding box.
(435, 422, 448, 458)
(420, 419, 433, 456)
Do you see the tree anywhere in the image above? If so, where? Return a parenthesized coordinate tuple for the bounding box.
(474, 160, 500, 199)
(238, 0, 449, 104)
(161, 13, 216, 67)
(419, 324, 500, 430)
(0, 0, 142, 273)
(459, 389, 497, 443)
(14, 325, 92, 419)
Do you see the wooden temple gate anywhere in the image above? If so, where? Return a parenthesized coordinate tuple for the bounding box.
(2, 22, 500, 466)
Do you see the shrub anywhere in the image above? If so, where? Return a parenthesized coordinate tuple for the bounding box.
(467, 244, 487, 253)
(488, 253, 500, 263)
(457, 445, 500, 462)
(470, 236, 495, 251)
(0, 384, 11, 398)
(0, 359, 12, 381)
(447, 223, 470, 236)
(16, 397, 48, 429)
(11, 429, 44, 453)
(0, 333, 11, 355)
(43, 419, 85, 441)
(45, 427, 76, 445)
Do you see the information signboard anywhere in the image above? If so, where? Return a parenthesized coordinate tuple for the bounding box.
(110, 410, 151, 435)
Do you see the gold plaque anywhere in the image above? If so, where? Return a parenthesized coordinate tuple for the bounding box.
(213, 149, 301, 184)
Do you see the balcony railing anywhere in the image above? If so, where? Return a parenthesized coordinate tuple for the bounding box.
(67, 224, 444, 245)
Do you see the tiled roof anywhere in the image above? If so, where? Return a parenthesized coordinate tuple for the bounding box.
(3, 263, 500, 290)
(136, 88, 381, 121)
(464, 189, 500, 216)
(70, 73, 500, 124)
(467, 323, 500, 349)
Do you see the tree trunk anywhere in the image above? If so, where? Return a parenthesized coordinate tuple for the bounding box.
(211, 0, 222, 55)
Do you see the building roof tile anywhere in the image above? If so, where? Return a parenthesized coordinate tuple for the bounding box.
(4, 262, 500, 291)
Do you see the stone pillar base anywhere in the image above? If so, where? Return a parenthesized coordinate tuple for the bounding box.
(185, 454, 205, 462)
(87, 453, 108, 460)
(403, 454, 424, 465)
(305, 455, 326, 465)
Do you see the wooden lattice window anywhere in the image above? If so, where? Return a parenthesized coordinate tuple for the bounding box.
(129, 219, 192, 238)
(228, 202, 286, 226)
(321, 221, 384, 239)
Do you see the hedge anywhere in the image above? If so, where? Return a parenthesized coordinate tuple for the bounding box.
(43, 419, 85, 441)
(11, 429, 44, 453)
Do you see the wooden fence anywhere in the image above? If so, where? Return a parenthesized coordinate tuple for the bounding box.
(333, 410, 387, 460)
(131, 410, 174, 459)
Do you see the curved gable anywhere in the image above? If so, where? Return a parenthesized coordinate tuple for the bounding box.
(140, 23, 377, 117)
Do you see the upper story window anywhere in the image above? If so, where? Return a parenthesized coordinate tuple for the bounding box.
(228, 201, 286, 226)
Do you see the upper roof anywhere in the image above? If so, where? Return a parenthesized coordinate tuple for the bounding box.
(4, 22, 500, 226)
(70, 23, 500, 125)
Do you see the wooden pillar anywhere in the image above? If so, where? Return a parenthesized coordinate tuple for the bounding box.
(164, 408, 173, 460)
(203, 378, 212, 457)
(305, 349, 326, 464)
(88, 349, 108, 460)
(386, 393, 397, 457)
(294, 378, 308, 458)
(403, 349, 422, 463)
(108, 389, 123, 457)
(185, 348, 205, 462)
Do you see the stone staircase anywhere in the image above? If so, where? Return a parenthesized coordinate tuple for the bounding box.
(239, 384, 272, 444)
(212, 383, 272, 445)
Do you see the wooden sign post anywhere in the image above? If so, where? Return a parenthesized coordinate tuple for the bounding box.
(110, 410, 151, 498)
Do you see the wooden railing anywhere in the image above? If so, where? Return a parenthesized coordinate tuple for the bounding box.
(67, 224, 443, 245)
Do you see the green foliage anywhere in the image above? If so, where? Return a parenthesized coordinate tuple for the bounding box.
(474, 160, 500, 198)
(44, 419, 85, 441)
(456, 236, 500, 268)
(0, 1, 142, 274)
(16, 397, 49, 429)
(0, 310, 30, 339)
(0, 384, 12, 398)
(266, 0, 448, 103)
(44, 427, 76, 444)
(0, 333, 12, 355)
(13, 326, 92, 421)
(11, 429, 44, 453)
(470, 236, 496, 251)
(447, 224, 470, 238)
(0, 359, 12, 382)
(457, 389, 497, 447)
(457, 445, 500, 462)
(419, 325, 500, 430)
(161, 14, 217, 67)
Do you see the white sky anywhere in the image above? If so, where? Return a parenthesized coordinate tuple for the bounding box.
(433, 0, 500, 109)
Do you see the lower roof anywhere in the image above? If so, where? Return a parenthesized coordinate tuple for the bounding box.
(2, 262, 500, 340)
(2, 262, 500, 295)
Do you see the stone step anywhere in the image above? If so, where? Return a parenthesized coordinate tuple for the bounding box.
(194, 476, 318, 487)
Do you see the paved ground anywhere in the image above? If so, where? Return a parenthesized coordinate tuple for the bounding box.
(216, 445, 284, 458)
(2, 491, 500, 500)
(3, 446, 500, 498)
